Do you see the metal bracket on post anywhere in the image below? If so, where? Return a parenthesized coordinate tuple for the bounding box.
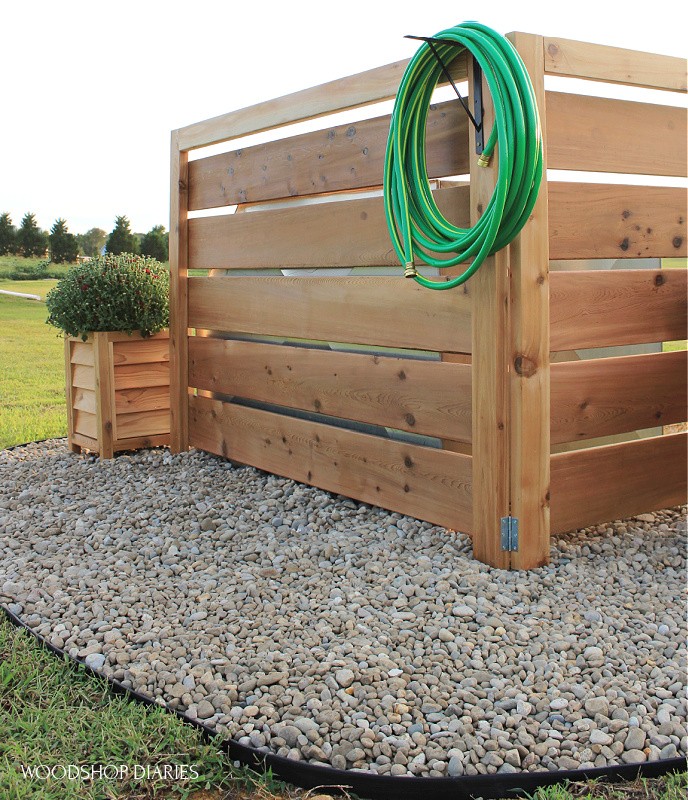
(501, 516, 519, 551)
(405, 34, 484, 154)
(472, 58, 484, 155)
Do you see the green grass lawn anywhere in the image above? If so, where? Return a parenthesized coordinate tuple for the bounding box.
(0, 255, 70, 281)
(0, 285, 66, 449)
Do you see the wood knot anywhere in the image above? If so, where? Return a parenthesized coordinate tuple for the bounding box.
(672, 236, 683, 249)
(514, 355, 537, 377)
(654, 273, 665, 287)
(619, 237, 630, 251)
(404, 456, 414, 468)
(547, 43, 559, 56)
(405, 413, 416, 427)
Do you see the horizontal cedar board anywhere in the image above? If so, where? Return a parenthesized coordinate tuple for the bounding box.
(188, 337, 472, 441)
(112, 433, 169, 451)
(546, 93, 687, 177)
(551, 350, 688, 443)
(544, 37, 687, 92)
(188, 276, 472, 353)
(550, 269, 687, 350)
(116, 409, 170, 439)
(548, 183, 686, 259)
(70, 431, 97, 450)
(189, 394, 472, 531)
(188, 185, 470, 270)
(113, 363, 170, 390)
(112, 338, 169, 366)
(74, 410, 96, 439)
(188, 101, 469, 210)
(72, 387, 96, 414)
(71, 364, 95, 391)
(115, 385, 171, 414)
(177, 54, 468, 152)
(550, 432, 687, 533)
(188, 182, 685, 270)
(70, 342, 94, 367)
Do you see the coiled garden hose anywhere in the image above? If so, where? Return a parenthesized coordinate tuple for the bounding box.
(383, 21, 543, 289)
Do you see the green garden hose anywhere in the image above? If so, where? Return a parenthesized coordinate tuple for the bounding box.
(383, 21, 543, 289)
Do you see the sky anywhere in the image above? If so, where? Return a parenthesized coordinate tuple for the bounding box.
(1, 0, 686, 235)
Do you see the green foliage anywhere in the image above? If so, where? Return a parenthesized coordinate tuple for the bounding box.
(48, 219, 79, 264)
(105, 214, 138, 255)
(0, 256, 67, 281)
(0, 212, 17, 255)
(76, 227, 106, 258)
(45, 253, 169, 339)
(6, 259, 55, 280)
(16, 213, 48, 258)
(139, 224, 168, 262)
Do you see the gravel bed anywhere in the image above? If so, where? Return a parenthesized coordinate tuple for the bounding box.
(1, 439, 686, 777)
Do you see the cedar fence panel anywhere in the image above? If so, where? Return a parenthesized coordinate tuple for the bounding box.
(170, 31, 687, 568)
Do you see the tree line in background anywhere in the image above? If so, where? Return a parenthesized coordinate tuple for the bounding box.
(0, 213, 169, 264)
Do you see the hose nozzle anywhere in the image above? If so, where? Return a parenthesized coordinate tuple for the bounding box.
(404, 263, 417, 278)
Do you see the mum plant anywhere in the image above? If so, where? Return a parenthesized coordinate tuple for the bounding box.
(46, 253, 169, 340)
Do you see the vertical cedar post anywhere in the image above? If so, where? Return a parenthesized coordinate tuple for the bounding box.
(470, 33, 551, 569)
(93, 332, 115, 459)
(507, 32, 551, 570)
(169, 131, 189, 453)
(469, 61, 512, 569)
(63, 337, 81, 454)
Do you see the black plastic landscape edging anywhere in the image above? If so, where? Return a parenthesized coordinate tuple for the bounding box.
(2, 606, 685, 800)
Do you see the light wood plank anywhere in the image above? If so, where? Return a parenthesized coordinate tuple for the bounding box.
(189, 182, 686, 268)
(170, 131, 189, 452)
(507, 32, 551, 570)
(112, 337, 169, 366)
(550, 269, 688, 350)
(188, 185, 470, 270)
(64, 339, 79, 452)
(104, 331, 169, 344)
(551, 350, 688, 444)
(188, 337, 471, 441)
(70, 431, 96, 450)
(71, 363, 95, 391)
(74, 410, 97, 439)
(551, 432, 688, 533)
(549, 183, 687, 260)
(70, 341, 94, 367)
(72, 388, 96, 415)
(93, 332, 115, 458)
(188, 100, 469, 210)
(189, 394, 472, 531)
(115, 385, 171, 414)
(547, 93, 687, 177)
(177, 54, 468, 151)
(544, 37, 687, 92)
(468, 52, 511, 569)
(114, 363, 170, 390)
(116, 409, 170, 439)
(112, 434, 169, 451)
(188, 276, 472, 353)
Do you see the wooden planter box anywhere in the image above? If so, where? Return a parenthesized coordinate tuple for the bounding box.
(64, 330, 170, 458)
